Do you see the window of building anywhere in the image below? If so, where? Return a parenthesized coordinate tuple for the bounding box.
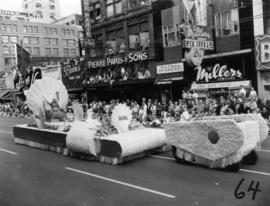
(1, 24, 6, 32)
(43, 27, 47, 34)
(70, 49, 76, 57)
(128, 21, 149, 49)
(33, 26, 38, 33)
(128, 0, 149, 10)
(68, 39, 75, 46)
(10, 36, 18, 43)
(45, 48, 51, 56)
(31, 37, 39, 44)
(2, 36, 8, 43)
(71, 20, 75, 25)
(3, 46, 10, 54)
(66, 22, 70, 26)
(214, 8, 239, 37)
(52, 28, 57, 35)
(49, 5, 55, 10)
(48, 28, 52, 34)
(25, 4, 28, 9)
(12, 25, 17, 32)
(28, 26, 33, 33)
(23, 36, 30, 44)
(90, 33, 103, 57)
(25, 47, 31, 54)
(33, 47, 40, 56)
(106, 0, 114, 17)
(115, 1, 122, 14)
(71, 30, 75, 36)
(63, 48, 69, 56)
(66, 29, 70, 36)
(50, 38, 58, 46)
(49, 0, 55, 2)
(44, 37, 49, 45)
(36, 3, 42, 8)
(89, 2, 101, 20)
(62, 29, 66, 35)
(62, 39, 68, 46)
(52, 48, 59, 56)
(6, 24, 11, 32)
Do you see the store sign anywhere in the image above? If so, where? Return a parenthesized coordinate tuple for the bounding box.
(87, 52, 148, 69)
(191, 80, 251, 90)
(195, 63, 242, 83)
(62, 64, 81, 78)
(182, 26, 214, 50)
(157, 62, 184, 74)
(255, 35, 270, 70)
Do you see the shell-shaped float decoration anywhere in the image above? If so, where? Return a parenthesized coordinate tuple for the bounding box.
(24, 78, 68, 114)
(111, 104, 132, 133)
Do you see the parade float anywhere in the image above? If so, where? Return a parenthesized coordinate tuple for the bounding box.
(13, 78, 168, 164)
(164, 114, 269, 172)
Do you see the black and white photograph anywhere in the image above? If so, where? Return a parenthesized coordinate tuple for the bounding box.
(0, 0, 270, 205)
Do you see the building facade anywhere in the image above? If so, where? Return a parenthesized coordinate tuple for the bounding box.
(0, 14, 81, 71)
(22, 0, 61, 23)
(79, 0, 169, 101)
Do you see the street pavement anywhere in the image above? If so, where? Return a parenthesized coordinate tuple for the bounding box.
(0, 117, 269, 206)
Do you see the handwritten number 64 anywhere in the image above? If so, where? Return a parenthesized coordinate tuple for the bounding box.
(234, 178, 261, 200)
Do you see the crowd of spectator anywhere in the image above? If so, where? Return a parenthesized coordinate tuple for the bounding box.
(0, 102, 31, 118)
(2, 86, 270, 125)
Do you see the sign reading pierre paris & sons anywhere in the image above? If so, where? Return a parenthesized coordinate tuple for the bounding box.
(87, 52, 148, 69)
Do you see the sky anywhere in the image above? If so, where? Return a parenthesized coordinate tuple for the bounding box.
(0, 0, 81, 17)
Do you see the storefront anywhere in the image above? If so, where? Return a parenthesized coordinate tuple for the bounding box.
(83, 51, 158, 101)
(155, 62, 185, 102)
(187, 49, 256, 99)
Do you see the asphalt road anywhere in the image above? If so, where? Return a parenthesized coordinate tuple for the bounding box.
(0, 117, 270, 206)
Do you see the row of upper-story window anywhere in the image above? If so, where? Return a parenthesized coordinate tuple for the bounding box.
(1, 23, 77, 37)
(24, 2, 55, 10)
(2, 35, 76, 47)
(3, 45, 76, 57)
(85, 0, 151, 21)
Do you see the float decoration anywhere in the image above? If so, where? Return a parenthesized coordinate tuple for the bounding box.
(165, 114, 269, 172)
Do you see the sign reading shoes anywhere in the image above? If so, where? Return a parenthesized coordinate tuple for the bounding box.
(195, 63, 242, 83)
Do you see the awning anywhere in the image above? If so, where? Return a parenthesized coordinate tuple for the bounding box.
(191, 80, 251, 90)
(155, 77, 183, 85)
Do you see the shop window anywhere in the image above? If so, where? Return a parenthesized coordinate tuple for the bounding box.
(45, 48, 51, 56)
(33, 47, 40, 56)
(2, 36, 8, 43)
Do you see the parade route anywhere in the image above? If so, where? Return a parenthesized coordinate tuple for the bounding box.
(0, 117, 270, 206)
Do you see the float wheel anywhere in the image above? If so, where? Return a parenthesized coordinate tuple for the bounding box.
(242, 150, 258, 165)
(225, 162, 241, 172)
(172, 146, 189, 164)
